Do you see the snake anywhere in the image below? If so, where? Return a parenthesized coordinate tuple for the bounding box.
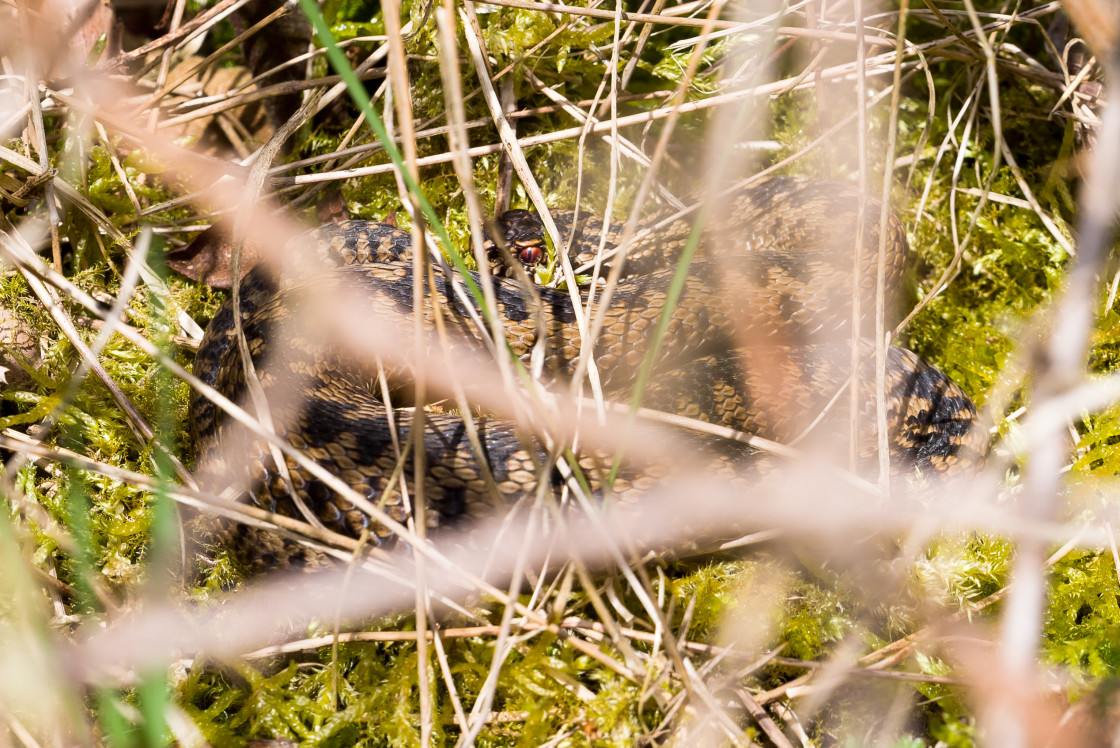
(189, 177, 987, 570)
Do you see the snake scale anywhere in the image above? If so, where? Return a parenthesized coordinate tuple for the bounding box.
(189, 177, 987, 570)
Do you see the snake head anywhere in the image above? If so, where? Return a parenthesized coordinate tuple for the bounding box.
(484, 209, 548, 275)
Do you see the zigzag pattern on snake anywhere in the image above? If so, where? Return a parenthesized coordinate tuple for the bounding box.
(189, 177, 987, 570)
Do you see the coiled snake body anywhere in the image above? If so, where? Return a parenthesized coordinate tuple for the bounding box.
(190, 178, 986, 569)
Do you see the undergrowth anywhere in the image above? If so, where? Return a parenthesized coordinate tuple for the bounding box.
(1, 0, 1117, 745)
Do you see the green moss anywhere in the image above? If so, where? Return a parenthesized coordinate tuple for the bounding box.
(910, 534, 1011, 611)
(1045, 550, 1120, 680)
(178, 631, 658, 746)
(0, 233, 218, 599)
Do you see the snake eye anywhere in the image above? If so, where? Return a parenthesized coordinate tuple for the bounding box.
(518, 245, 545, 266)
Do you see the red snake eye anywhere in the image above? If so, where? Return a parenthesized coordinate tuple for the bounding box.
(518, 245, 545, 266)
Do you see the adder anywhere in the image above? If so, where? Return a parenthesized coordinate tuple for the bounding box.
(189, 177, 986, 569)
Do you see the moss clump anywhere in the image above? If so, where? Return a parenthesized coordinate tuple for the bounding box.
(1045, 550, 1120, 680)
(181, 631, 656, 746)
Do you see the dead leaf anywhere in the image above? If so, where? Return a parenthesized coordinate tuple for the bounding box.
(167, 226, 260, 288)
